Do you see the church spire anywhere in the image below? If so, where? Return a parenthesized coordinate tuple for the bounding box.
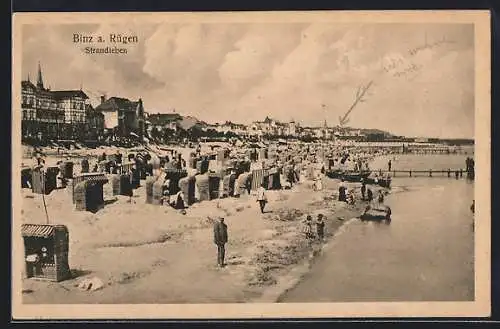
(36, 61, 44, 89)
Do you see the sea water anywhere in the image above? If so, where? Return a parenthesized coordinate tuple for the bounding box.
(280, 154, 475, 302)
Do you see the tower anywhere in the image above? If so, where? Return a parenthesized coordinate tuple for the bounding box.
(36, 62, 44, 89)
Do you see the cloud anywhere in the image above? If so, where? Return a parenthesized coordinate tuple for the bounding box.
(21, 22, 475, 138)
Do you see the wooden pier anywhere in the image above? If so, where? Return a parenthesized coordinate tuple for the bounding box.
(401, 149, 473, 155)
(350, 144, 474, 156)
(329, 169, 475, 179)
(375, 168, 474, 179)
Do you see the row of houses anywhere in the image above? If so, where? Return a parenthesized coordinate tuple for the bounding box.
(209, 117, 370, 140)
(211, 117, 369, 140)
(145, 112, 370, 141)
(20, 63, 147, 142)
(21, 64, 101, 141)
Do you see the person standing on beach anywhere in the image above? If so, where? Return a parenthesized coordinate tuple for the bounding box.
(81, 157, 90, 174)
(115, 150, 122, 165)
(316, 214, 325, 242)
(213, 217, 228, 267)
(31, 152, 45, 170)
(388, 160, 392, 172)
(150, 153, 161, 176)
(378, 190, 385, 204)
(347, 190, 355, 205)
(177, 153, 183, 170)
(314, 173, 323, 191)
(367, 188, 374, 204)
(287, 167, 295, 187)
(127, 164, 137, 203)
(338, 179, 346, 202)
(257, 183, 268, 214)
(361, 179, 366, 201)
(302, 216, 315, 247)
(245, 176, 252, 195)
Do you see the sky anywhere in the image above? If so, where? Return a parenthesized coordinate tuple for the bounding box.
(21, 22, 475, 138)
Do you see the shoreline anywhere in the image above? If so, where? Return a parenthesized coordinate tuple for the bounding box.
(255, 215, 360, 303)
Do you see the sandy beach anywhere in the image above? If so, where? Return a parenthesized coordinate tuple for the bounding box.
(20, 145, 369, 304)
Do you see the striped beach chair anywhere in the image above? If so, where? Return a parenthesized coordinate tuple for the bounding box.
(251, 169, 265, 190)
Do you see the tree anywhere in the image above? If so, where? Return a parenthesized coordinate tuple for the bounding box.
(206, 128, 219, 138)
(188, 126, 204, 141)
(162, 128, 176, 143)
(224, 131, 238, 139)
(150, 126, 160, 141)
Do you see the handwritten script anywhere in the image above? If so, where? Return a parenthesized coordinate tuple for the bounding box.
(334, 35, 454, 125)
(408, 35, 455, 57)
(380, 35, 455, 79)
(393, 63, 422, 78)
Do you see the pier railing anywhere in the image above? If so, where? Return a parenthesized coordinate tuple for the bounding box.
(330, 169, 474, 178)
(347, 147, 473, 156)
(375, 169, 472, 178)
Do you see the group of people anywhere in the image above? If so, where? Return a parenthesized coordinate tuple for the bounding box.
(329, 152, 372, 173)
(211, 213, 327, 268)
(302, 214, 326, 244)
(27, 151, 71, 190)
(338, 178, 386, 206)
(337, 179, 356, 205)
(23, 151, 47, 190)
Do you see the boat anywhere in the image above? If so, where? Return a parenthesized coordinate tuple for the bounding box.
(364, 176, 392, 188)
(325, 170, 372, 182)
(325, 169, 342, 179)
(341, 171, 372, 182)
(377, 177, 392, 188)
(360, 205, 392, 222)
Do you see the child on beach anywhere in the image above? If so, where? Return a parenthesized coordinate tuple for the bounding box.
(316, 214, 325, 242)
(172, 190, 186, 210)
(314, 173, 323, 191)
(361, 179, 366, 200)
(367, 188, 374, 204)
(378, 190, 385, 204)
(338, 179, 347, 202)
(302, 215, 315, 244)
(347, 191, 355, 205)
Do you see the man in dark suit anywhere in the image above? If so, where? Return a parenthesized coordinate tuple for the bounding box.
(213, 217, 228, 267)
